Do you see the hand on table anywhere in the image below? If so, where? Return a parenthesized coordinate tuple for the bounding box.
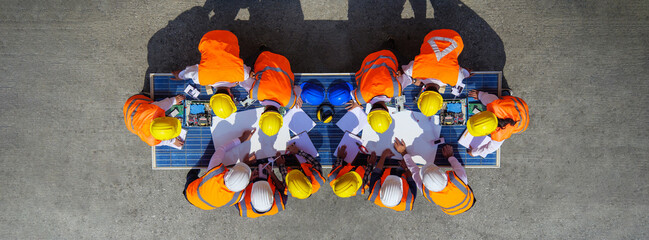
(442, 145, 455, 158)
(393, 138, 407, 155)
(175, 94, 185, 104)
(336, 145, 347, 159)
(345, 101, 361, 111)
(286, 142, 300, 155)
(466, 148, 474, 157)
(468, 90, 479, 100)
(173, 137, 185, 148)
(367, 151, 377, 165)
(243, 152, 257, 166)
(238, 128, 256, 143)
(275, 151, 285, 165)
(170, 70, 183, 80)
(381, 149, 395, 159)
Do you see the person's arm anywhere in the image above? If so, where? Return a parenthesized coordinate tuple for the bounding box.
(267, 165, 286, 194)
(477, 91, 499, 105)
(151, 97, 175, 111)
(469, 139, 504, 158)
(401, 61, 415, 78)
(277, 158, 288, 181)
(207, 129, 256, 170)
(401, 155, 423, 191)
(362, 152, 377, 188)
(242, 64, 252, 82)
(447, 156, 468, 184)
(239, 72, 255, 92)
(177, 64, 200, 85)
(297, 150, 322, 174)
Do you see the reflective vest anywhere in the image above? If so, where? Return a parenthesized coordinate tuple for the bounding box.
(327, 163, 368, 196)
(123, 94, 165, 146)
(197, 30, 245, 86)
(422, 171, 475, 215)
(487, 96, 529, 141)
(236, 177, 287, 218)
(412, 29, 464, 86)
(249, 51, 297, 108)
(367, 169, 415, 211)
(284, 163, 326, 197)
(354, 50, 401, 105)
(185, 164, 244, 210)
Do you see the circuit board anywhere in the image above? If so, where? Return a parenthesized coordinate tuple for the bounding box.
(184, 100, 213, 127)
(440, 99, 467, 126)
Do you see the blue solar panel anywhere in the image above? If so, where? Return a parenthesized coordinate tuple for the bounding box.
(151, 72, 501, 169)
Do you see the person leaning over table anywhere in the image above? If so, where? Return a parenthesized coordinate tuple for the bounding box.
(275, 142, 325, 200)
(172, 30, 255, 120)
(235, 157, 288, 218)
(395, 138, 475, 215)
(366, 148, 417, 211)
(328, 145, 376, 198)
(123, 93, 185, 148)
(183, 129, 256, 210)
(465, 90, 529, 156)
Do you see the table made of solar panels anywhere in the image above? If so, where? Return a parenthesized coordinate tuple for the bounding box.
(151, 72, 502, 169)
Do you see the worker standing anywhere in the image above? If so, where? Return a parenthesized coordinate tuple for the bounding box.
(396, 139, 475, 215)
(275, 143, 325, 199)
(183, 129, 256, 210)
(366, 149, 417, 211)
(236, 160, 288, 218)
(328, 145, 376, 198)
(402, 29, 470, 116)
(172, 30, 253, 119)
(466, 90, 529, 156)
(249, 50, 302, 136)
(123, 94, 185, 148)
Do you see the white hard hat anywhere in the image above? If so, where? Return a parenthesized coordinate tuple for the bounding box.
(251, 181, 274, 212)
(224, 162, 251, 192)
(380, 175, 403, 207)
(421, 164, 448, 192)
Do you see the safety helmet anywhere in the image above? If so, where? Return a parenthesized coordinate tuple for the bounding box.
(380, 175, 403, 207)
(417, 90, 444, 116)
(285, 170, 313, 199)
(300, 82, 325, 105)
(224, 162, 251, 192)
(367, 109, 392, 134)
(150, 117, 182, 140)
(421, 164, 448, 192)
(327, 82, 353, 106)
(210, 93, 237, 119)
(466, 111, 498, 136)
(316, 104, 335, 123)
(259, 110, 283, 136)
(332, 171, 362, 198)
(251, 181, 274, 212)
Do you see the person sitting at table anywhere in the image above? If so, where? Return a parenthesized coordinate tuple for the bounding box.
(366, 148, 417, 211)
(123, 94, 185, 148)
(275, 143, 325, 200)
(235, 162, 288, 218)
(328, 146, 376, 198)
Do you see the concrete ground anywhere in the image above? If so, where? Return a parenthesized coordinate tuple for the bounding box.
(1, 0, 648, 239)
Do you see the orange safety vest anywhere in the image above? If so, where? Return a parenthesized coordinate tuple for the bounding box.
(249, 51, 297, 108)
(367, 169, 415, 211)
(185, 164, 244, 210)
(487, 96, 529, 141)
(422, 171, 475, 215)
(327, 163, 368, 196)
(123, 94, 165, 146)
(412, 29, 465, 86)
(236, 176, 287, 218)
(284, 163, 326, 197)
(197, 30, 245, 86)
(354, 50, 401, 105)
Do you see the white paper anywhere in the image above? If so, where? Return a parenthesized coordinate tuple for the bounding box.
(333, 132, 363, 164)
(284, 108, 316, 135)
(184, 85, 200, 99)
(336, 107, 367, 135)
(210, 108, 290, 166)
(458, 129, 491, 158)
(361, 108, 441, 165)
(170, 129, 188, 150)
(287, 132, 318, 163)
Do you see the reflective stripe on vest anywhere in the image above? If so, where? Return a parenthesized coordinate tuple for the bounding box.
(427, 37, 459, 61)
(250, 66, 296, 108)
(510, 97, 529, 132)
(440, 174, 472, 214)
(354, 52, 400, 105)
(195, 166, 226, 209)
(424, 171, 474, 215)
(412, 30, 464, 85)
(123, 95, 164, 146)
(367, 169, 414, 211)
(488, 96, 529, 141)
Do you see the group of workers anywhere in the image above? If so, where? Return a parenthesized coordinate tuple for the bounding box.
(123, 29, 529, 218)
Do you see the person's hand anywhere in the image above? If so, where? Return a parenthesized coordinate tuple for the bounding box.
(393, 138, 407, 155)
(243, 152, 257, 166)
(238, 128, 256, 143)
(398, 159, 407, 169)
(173, 137, 185, 147)
(170, 70, 183, 80)
(250, 167, 259, 179)
(413, 78, 422, 86)
(442, 145, 454, 158)
(175, 94, 185, 104)
(345, 100, 361, 111)
(466, 148, 474, 157)
(336, 145, 347, 159)
(296, 96, 303, 109)
(468, 90, 479, 100)
(381, 148, 395, 159)
(286, 142, 300, 155)
(264, 162, 274, 174)
(367, 151, 377, 165)
(275, 151, 285, 165)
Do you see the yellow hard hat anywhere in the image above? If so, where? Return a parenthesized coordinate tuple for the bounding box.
(209, 93, 237, 119)
(466, 111, 498, 136)
(150, 117, 181, 140)
(332, 171, 362, 198)
(417, 90, 443, 116)
(259, 111, 283, 136)
(367, 109, 392, 134)
(285, 170, 313, 199)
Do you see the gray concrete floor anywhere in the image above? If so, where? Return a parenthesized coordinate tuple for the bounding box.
(1, 0, 648, 239)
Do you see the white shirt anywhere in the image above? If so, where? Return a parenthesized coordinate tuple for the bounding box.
(151, 97, 178, 147)
(178, 64, 253, 88)
(207, 138, 242, 170)
(403, 153, 468, 192)
(469, 91, 505, 156)
(401, 60, 469, 88)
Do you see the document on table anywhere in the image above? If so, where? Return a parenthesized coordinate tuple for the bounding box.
(284, 108, 316, 135)
(336, 107, 367, 135)
(333, 132, 363, 164)
(287, 132, 318, 163)
(458, 129, 491, 158)
(170, 129, 187, 150)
